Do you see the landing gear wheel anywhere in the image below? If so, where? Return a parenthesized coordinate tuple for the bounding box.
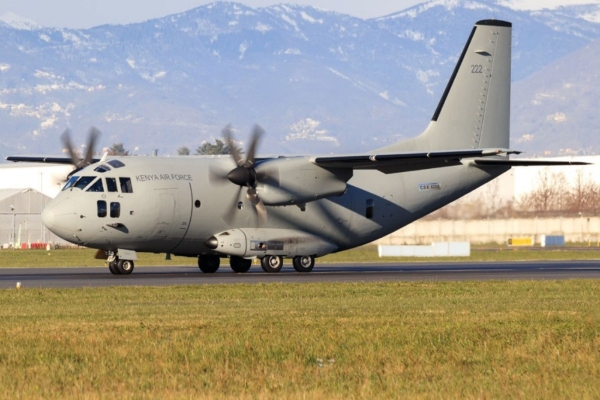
(198, 255, 220, 273)
(293, 255, 315, 273)
(230, 256, 252, 273)
(261, 255, 283, 273)
(108, 261, 120, 275)
(117, 259, 134, 275)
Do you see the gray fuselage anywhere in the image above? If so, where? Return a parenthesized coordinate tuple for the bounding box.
(42, 155, 508, 257)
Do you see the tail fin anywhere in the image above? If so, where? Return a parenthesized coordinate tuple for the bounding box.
(377, 19, 512, 153)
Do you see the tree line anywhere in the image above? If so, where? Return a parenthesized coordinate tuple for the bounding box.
(104, 139, 240, 156)
(427, 169, 600, 220)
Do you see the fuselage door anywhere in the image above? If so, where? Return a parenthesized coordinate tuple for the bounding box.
(152, 193, 175, 238)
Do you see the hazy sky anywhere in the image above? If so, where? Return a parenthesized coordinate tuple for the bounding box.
(0, 0, 598, 29)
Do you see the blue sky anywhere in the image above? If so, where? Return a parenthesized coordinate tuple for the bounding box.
(0, 0, 598, 29)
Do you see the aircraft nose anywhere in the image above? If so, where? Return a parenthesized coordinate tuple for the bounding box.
(42, 198, 77, 239)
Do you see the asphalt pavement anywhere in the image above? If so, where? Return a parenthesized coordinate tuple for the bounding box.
(1, 260, 599, 289)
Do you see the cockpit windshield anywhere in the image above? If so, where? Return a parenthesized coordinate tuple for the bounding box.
(62, 176, 97, 191)
(62, 176, 79, 191)
(62, 175, 132, 193)
(74, 176, 96, 190)
(86, 178, 105, 192)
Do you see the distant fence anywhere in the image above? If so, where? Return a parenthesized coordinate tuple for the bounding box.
(375, 217, 600, 245)
(0, 213, 70, 248)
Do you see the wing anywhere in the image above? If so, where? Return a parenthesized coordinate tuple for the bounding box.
(312, 148, 519, 174)
(5, 156, 102, 164)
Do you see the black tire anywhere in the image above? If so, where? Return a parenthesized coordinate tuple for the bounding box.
(198, 255, 220, 273)
(261, 255, 283, 273)
(230, 256, 252, 273)
(117, 259, 134, 275)
(108, 261, 120, 275)
(292, 255, 315, 273)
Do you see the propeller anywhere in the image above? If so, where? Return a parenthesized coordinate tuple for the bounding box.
(214, 124, 269, 226)
(61, 127, 101, 178)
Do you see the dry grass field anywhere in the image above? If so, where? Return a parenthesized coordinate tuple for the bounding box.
(0, 281, 599, 398)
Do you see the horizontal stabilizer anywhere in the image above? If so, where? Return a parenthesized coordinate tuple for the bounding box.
(473, 159, 591, 167)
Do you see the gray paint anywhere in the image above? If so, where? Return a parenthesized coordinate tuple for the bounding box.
(39, 20, 515, 266)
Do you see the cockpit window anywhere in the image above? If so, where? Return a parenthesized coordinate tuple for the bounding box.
(63, 176, 96, 190)
(107, 160, 125, 168)
(73, 176, 96, 190)
(86, 178, 104, 192)
(62, 176, 79, 191)
(119, 177, 133, 193)
(94, 164, 111, 173)
(106, 178, 118, 192)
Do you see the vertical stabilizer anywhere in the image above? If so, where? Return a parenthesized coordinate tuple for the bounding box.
(376, 20, 512, 153)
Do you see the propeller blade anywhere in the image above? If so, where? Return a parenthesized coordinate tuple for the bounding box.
(223, 186, 244, 225)
(247, 187, 268, 227)
(221, 124, 244, 167)
(83, 126, 101, 166)
(61, 129, 80, 167)
(244, 124, 263, 168)
(255, 199, 267, 227)
(219, 123, 269, 227)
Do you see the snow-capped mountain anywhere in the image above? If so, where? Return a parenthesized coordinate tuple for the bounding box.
(0, 12, 40, 30)
(0, 0, 599, 159)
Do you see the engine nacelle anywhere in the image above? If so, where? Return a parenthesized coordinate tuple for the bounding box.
(256, 158, 351, 206)
(205, 228, 338, 258)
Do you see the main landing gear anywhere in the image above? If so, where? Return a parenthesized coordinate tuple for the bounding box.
(108, 259, 135, 275)
(196, 254, 317, 274)
(292, 255, 315, 273)
(230, 256, 252, 273)
(259, 255, 315, 273)
(261, 255, 283, 273)
(198, 254, 220, 273)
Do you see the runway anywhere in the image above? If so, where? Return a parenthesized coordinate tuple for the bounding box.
(1, 260, 600, 289)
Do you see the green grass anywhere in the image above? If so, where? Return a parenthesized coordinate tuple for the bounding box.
(0, 281, 599, 398)
(0, 245, 599, 268)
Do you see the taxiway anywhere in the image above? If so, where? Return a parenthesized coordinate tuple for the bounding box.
(1, 260, 599, 289)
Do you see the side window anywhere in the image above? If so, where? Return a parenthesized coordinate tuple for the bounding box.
(86, 178, 104, 192)
(106, 178, 118, 192)
(366, 199, 374, 219)
(119, 177, 133, 193)
(110, 202, 120, 218)
(97, 201, 107, 218)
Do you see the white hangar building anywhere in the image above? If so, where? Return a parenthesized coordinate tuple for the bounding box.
(0, 164, 71, 247)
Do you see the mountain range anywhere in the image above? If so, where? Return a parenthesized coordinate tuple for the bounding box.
(0, 0, 599, 159)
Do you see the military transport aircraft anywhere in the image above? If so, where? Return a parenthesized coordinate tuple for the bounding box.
(7, 19, 588, 275)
